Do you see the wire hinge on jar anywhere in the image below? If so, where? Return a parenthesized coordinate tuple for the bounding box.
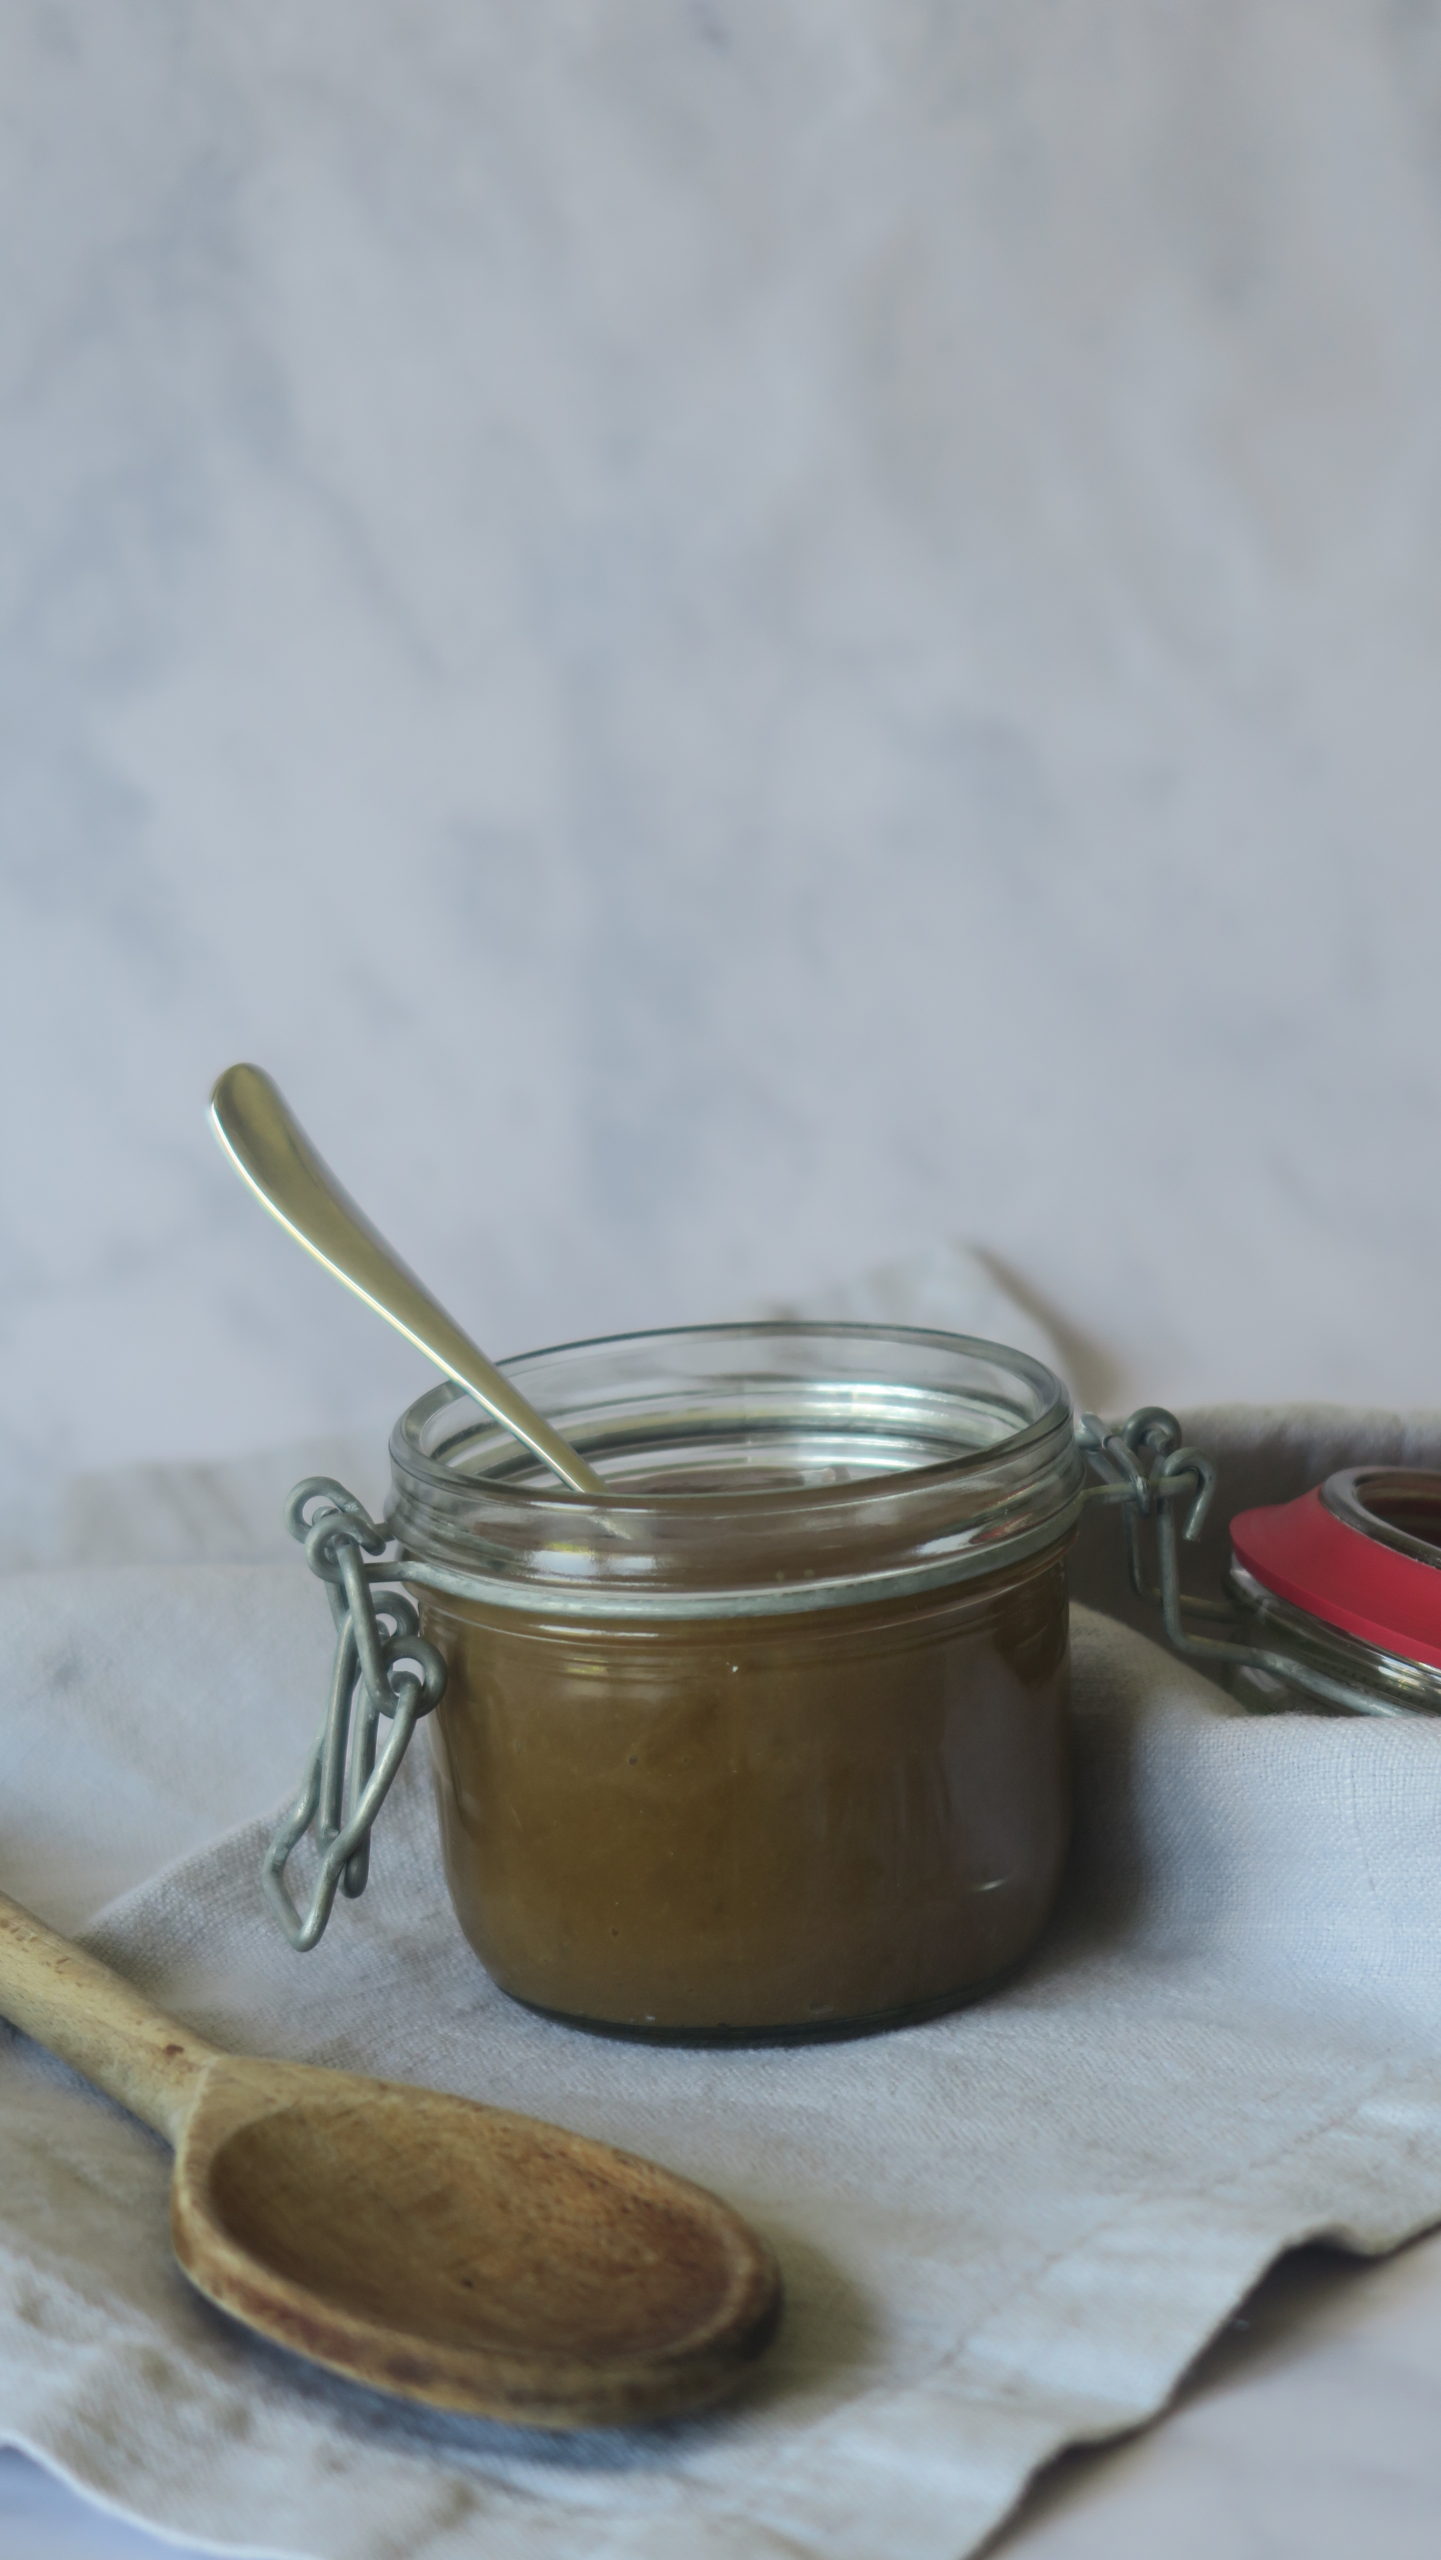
(1077, 1405, 1216, 1550)
(1077, 1405, 1233, 1643)
(263, 1479, 448, 1952)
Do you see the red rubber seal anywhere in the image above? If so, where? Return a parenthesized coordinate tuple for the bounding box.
(1231, 1480, 1441, 1672)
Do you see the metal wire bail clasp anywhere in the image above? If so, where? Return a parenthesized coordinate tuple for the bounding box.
(1077, 1404, 1221, 1636)
(264, 1478, 447, 1950)
(1077, 1406, 1217, 1565)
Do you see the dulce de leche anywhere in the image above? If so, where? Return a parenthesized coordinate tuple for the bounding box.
(391, 1324, 1086, 2043)
(425, 1552, 1069, 2037)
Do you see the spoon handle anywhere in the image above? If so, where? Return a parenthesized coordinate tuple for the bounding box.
(0, 1891, 213, 2144)
(209, 1065, 606, 1497)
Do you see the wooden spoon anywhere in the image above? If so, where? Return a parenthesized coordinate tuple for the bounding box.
(0, 1891, 781, 2427)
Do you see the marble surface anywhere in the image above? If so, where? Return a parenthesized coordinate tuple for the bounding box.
(7, 5, 1441, 2551)
(6, 1, 1441, 1558)
(994, 2233, 1441, 2559)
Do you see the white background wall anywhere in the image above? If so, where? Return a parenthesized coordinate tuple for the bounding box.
(5, 1, 1441, 1541)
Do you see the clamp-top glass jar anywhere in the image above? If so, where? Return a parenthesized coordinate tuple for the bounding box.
(369, 1321, 1083, 2041)
(265, 1334, 1441, 2035)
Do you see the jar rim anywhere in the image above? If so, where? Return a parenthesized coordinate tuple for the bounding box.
(389, 1319, 1071, 1515)
(385, 1322, 1082, 1618)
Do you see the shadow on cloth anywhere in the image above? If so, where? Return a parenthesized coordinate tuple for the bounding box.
(189, 2224, 877, 2474)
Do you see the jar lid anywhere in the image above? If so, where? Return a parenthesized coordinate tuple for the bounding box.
(1230, 1468, 1441, 1673)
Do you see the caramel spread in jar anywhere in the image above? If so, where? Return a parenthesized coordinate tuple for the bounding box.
(390, 1325, 1084, 2041)
(426, 1556, 1068, 2036)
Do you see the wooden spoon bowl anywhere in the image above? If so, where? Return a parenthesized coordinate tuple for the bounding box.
(0, 1894, 781, 2427)
(178, 2058, 779, 2423)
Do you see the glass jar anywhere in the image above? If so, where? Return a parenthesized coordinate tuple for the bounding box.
(385, 1323, 1085, 2041)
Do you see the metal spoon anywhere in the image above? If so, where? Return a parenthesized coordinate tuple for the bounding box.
(209, 1063, 605, 1496)
(0, 1889, 780, 2426)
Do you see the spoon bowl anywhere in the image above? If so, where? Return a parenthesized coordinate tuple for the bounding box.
(178, 2057, 778, 2422)
(0, 1892, 781, 2427)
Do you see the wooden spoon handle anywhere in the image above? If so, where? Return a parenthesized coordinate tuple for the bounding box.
(0, 1890, 216, 2144)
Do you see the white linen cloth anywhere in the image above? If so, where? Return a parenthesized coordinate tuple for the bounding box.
(3, 1403, 1441, 2560)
